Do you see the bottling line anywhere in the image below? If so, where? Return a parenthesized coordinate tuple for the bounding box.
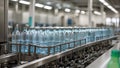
(0, 0, 120, 68)
(0, 25, 118, 68)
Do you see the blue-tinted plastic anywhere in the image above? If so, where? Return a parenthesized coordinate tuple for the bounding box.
(12, 27, 114, 55)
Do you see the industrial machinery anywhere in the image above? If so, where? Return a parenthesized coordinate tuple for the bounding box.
(9, 26, 118, 68)
(0, 0, 119, 68)
(15, 36, 117, 68)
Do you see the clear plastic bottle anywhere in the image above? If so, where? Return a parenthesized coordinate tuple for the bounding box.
(70, 28, 74, 48)
(28, 29, 33, 44)
(38, 29, 44, 45)
(107, 50, 120, 68)
(12, 24, 21, 53)
(39, 28, 49, 55)
(44, 29, 49, 46)
(21, 27, 29, 53)
(28, 28, 34, 53)
(36, 29, 44, 54)
(32, 29, 37, 44)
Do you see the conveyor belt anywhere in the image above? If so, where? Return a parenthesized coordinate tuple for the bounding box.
(86, 40, 119, 68)
(14, 36, 117, 68)
(0, 53, 16, 64)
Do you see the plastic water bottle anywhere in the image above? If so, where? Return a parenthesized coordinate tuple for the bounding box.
(49, 28, 55, 54)
(80, 29, 85, 45)
(21, 27, 29, 53)
(58, 28, 64, 51)
(64, 29, 69, 50)
(76, 28, 80, 45)
(95, 28, 99, 40)
(44, 29, 49, 46)
(31, 29, 37, 44)
(35, 29, 42, 54)
(40, 29, 49, 55)
(28, 29, 33, 44)
(28, 29, 35, 53)
(54, 29, 60, 44)
(84, 28, 90, 43)
(12, 24, 21, 43)
(70, 28, 74, 48)
(12, 24, 21, 53)
(59, 28, 64, 43)
(91, 29, 95, 42)
(48, 29, 54, 46)
(38, 29, 44, 45)
(35, 29, 39, 45)
(59, 28, 65, 51)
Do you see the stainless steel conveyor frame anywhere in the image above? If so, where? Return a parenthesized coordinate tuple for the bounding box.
(8, 38, 86, 60)
(14, 36, 118, 68)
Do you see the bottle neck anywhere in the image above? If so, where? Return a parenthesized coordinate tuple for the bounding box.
(14, 27, 18, 31)
(15, 24, 19, 30)
(24, 28, 27, 31)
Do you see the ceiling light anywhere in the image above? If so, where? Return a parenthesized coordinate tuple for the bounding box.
(35, 3, 44, 8)
(94, 11, 101, 15)
(65, 8, 71, 12)
(19, 0, 30, 5)
(75, 10, 80, 13)
(44, 5, 52, 10)
(99, 0, 118, 13)
(11, 0, 18, 2)
(81, 11, 85, 14)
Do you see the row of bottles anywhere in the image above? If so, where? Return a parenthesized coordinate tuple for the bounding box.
(11, 25, 114, 54)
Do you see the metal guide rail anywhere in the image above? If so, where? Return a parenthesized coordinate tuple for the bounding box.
(28, 27, 113, 29)
(9, 35, 112, 55)
(0, 53, 16, 64)
(14, 36, 117, 68)
(8, 38, 86, 60)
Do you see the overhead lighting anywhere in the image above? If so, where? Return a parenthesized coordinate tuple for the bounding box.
(11, 0, 18, 2)
(75, 9, 80, 13)
(99, 0, 118, 13)
(35, 3, 44, 8)
(94, 11, 101, 15)
(44, 5, 52, 10)
(65, 8, 71, 12)
(19, 0, 30, 5)
(81, 11, 86, 14)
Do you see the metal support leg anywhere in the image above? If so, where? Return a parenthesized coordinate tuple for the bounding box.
(54, 46, 55, 54)
(28, 45, 31, 56)
(34, 46, 36, 55)
(74, 41, 75, 47)
(18, 44, 21, 64)
(48, 47, 50, 55)
(60, 45, 62, 52)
